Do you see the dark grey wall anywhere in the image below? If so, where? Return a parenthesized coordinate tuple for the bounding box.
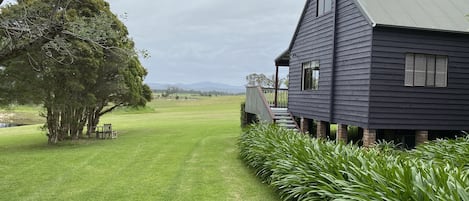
(331, 0, 372, 127)
(369, 27, 469, 130)
(288, 0, 373, 127)
(288, 0, 469, 131)
(288, 0, 335, 121)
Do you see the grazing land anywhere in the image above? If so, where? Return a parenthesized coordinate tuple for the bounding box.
(0, 95, 279, 201)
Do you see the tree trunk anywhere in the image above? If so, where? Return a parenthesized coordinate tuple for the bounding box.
(45, 104, 90, 143)
(93, 108, 101, 139)
(46, 106, 60, 144)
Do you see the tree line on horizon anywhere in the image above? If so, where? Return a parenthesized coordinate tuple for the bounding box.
(154, 87, 243, 98)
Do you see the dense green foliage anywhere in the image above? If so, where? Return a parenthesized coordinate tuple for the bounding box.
(240, 124, 469, 201)
(0, 96, 279, 201)
(0, 0, 151, 143)
(411, 138, 469, 172)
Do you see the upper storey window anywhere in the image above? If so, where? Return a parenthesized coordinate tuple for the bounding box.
(317, 0, 332, 17)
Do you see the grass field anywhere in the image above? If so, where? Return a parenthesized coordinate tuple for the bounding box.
(0, 96, 280, 201)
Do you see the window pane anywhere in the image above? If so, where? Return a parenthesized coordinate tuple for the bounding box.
(317, 0, 324, 16)
(312, 61, 320, 69)
(414, 54, 426, 86)
(303, 66, 312, 90)
(405, 53, 415, 86)
(426, 55, 435, 87)
(324, 0, 332, 13)
(435, 56, 448, 87)
(302, 61, 320, 90)
(308, 69, 313, 90)
(312, 70, 320, 90)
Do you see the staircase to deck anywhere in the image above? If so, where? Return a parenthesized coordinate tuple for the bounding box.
(271, 108, 299, 132)
(245, 86, 300, 132)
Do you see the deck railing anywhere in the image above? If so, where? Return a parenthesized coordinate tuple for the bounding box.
(261, 87, 289, 108)
(245, 86, 275, 123)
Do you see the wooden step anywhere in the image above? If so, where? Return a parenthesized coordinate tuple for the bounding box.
(270, 107, 299, 131)
(276, 120, 295, 124)
(274, 116, 290, 119)
(271, 108, 288, 111)
(272, 112, 290, 115)
(278, 124, 297, 128)
(273, 113, 289, 116)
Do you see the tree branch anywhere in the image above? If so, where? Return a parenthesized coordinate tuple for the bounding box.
(0, 24, 62, 62)
(98, 103, 124, 116)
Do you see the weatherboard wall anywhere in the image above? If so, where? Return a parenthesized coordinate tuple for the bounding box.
(330, 0, 372, 127)
(287, 0, 469, 131)
(368, 27, 469, 130)
(288, 0, 373, 127)
(288, 0, 335, 121)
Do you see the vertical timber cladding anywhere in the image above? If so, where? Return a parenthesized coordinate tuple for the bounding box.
(288, 0, 335, 122)
(369, 27, 469, 130)
(288, 0, 373, 127)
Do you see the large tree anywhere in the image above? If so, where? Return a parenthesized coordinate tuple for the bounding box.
(0, 0, 152, 143)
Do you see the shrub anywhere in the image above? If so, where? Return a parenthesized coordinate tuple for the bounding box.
(240, 102, 247, 128)
(411, 136, 469, 171)
(240, 102, 258, 128)
(239, 124, 469, 201)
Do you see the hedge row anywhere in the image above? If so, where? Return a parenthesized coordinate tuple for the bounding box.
(239, 124, 469, 201)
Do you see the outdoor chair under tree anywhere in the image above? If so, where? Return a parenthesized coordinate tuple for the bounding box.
(103, 124, 117, 139)
(96, 124, 117, 139)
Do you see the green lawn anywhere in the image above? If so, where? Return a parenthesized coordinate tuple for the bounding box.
(0, 96, 279, 201)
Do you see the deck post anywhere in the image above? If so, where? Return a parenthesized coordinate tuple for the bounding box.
(300, 117, 309, 133)
(363, 129, 377, 147)
(415, 130, 429, 145)
(337, 124, 348, 143)
(316, 121, 328, 139)
(274, 65, 279, 108)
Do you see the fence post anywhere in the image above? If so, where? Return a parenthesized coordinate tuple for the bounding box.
(274, 65, 279, 108)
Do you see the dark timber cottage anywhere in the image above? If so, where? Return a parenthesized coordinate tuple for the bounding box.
(245, 0, 469, 147)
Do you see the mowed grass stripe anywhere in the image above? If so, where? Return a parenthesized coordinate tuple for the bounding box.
(0, 96, 279, 201)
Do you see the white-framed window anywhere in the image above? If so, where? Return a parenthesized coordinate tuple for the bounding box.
(405, 53, 447, 87)
(302, 61, 320, 90)
(317, 0, 332, 17)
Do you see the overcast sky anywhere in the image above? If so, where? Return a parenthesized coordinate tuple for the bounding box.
(4, 0, 305, 86)
(111, 0, 305, 86)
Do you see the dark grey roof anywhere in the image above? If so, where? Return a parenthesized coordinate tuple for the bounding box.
(277, 0, 469, 65)
(355, 0, 469, 33)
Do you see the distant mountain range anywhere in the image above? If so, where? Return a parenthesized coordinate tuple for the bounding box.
(146, 82, 245, 94)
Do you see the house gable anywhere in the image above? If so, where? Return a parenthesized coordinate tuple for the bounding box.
(283, 0, 469, 57)
(285, 0, 311, 55)
(284, 0, 469, 130)
(287, 0, 336, 122)
(287, 0, 374, 126)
